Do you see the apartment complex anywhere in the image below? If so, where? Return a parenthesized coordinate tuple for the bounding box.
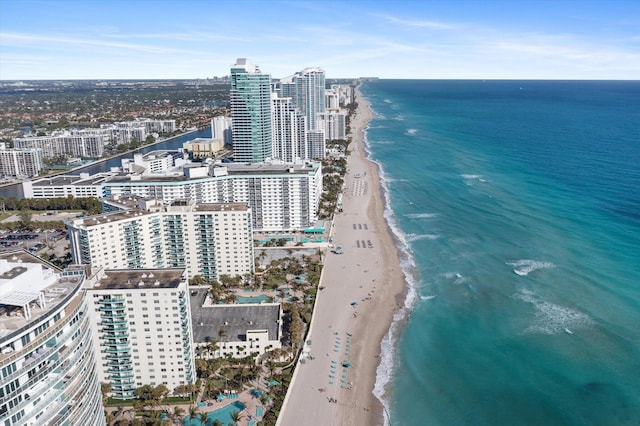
(102, 161, 322, 232)
(66, 198, 254, 281)
(13, 132, 105, 159)
(0, 252, 104, 426)
(24, 158, 322, 232)
(84, 268, 196, 399)
(12, 119, 176, 160)
(0, 147, 43, 178)
(230, 58, 273, 163)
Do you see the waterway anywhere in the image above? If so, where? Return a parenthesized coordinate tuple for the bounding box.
(0, 128, 212, 199)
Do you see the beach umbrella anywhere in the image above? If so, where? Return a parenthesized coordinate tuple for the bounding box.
(217, 394, 225, 400)
(351, 301, 358, 306)
(342, 363, 351, 368)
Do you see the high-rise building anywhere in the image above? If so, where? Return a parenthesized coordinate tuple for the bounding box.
(84, 268, 196, 400)
(211, 116, 233, 146)
(317, 111, 347, 141)
(280, 67, 326, 132)
(66, 199, 254, 281)
(271, 93, 307, 162)
(0, 251, 104, 426)
(230, 58, 272, 163)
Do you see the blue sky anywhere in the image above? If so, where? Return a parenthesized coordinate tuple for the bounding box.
(1, 0, 638, 80)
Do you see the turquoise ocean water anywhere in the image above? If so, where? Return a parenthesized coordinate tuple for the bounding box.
(360, 80, 640, 426)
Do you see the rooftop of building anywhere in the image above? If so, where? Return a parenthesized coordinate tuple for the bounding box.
(88, 268, 185, 290)
(71, 199, 249, 228)
(31, 172, 116, 187)
(189, 287, 281, 343)
(0, 250, 82, 348)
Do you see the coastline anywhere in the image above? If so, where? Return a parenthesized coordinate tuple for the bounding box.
(277, 85, 407, 426)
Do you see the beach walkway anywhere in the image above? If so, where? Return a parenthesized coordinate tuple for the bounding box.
(277, 87, 405, 426)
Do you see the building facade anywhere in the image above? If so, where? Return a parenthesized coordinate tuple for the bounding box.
(101, 162, 322, 232)
(211, 116, 233, 146)
(0, 148, 43, 178)
(84, 268, 196, 399)
(13, 132, 105, 159)
(230, 58, 273, 163)
(66, 199, 254, 281)
(0, 252, 104, 426)
(271, 93, 307, 162)
(317, 111, 347, 141)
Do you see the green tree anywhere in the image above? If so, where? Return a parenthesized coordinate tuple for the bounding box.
(229, 410, 243, 426)
(18, 209, 32, 230)
(187, 405, 199, 426)
(173, 406, 185, 424)
(198, 412, 209, 425)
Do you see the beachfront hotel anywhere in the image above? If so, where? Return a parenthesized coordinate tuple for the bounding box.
(0, 251, 104, 426)
(83, 268, 196, 399)
(66, 198, 254, 281)
(189, 288, 282, 360)
(230, 58, 273, 163)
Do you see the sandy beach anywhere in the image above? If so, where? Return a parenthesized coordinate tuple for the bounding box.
(277, 86, 406, 426)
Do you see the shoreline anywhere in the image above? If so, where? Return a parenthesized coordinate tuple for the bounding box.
(277, 85, 407, 426)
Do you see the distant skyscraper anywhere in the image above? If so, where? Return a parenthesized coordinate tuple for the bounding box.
(280, 67, 326, 132)
(230, 58, 272, 163)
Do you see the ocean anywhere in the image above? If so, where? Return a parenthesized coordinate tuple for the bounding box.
(360, 80, 640, 426)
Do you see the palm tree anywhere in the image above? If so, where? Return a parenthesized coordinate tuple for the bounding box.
(229, 410, 244, 426)
(187, 405, 199, 426)
(173, 406, 185, 424)
(212, 420, 224, 426)
(198, 412, 209, 426)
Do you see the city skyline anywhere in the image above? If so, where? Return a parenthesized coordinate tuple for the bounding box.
(1, 0, 639, 80)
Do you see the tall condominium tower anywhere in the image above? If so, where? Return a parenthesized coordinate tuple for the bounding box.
(280, 67, 326, 132)
(0, 251, 105, 426)
(230, 58, 272, 163)
(271, 93, 307, 162)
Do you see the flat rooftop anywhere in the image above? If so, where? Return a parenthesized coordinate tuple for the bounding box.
(90, 268, 185, 290)
(0, 251, 80, 346)
(31, 172, 116, 187)
(189, 288, 281, 343)
(73, 201, 249, 228)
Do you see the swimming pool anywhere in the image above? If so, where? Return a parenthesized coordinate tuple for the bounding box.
(183, 401, 246, 425)
(235, 295, 269, 304)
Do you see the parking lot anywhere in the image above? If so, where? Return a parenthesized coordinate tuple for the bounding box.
(0, 229, 69, 257)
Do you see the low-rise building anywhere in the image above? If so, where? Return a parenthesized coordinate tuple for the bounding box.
(189, 288, 282, 359)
